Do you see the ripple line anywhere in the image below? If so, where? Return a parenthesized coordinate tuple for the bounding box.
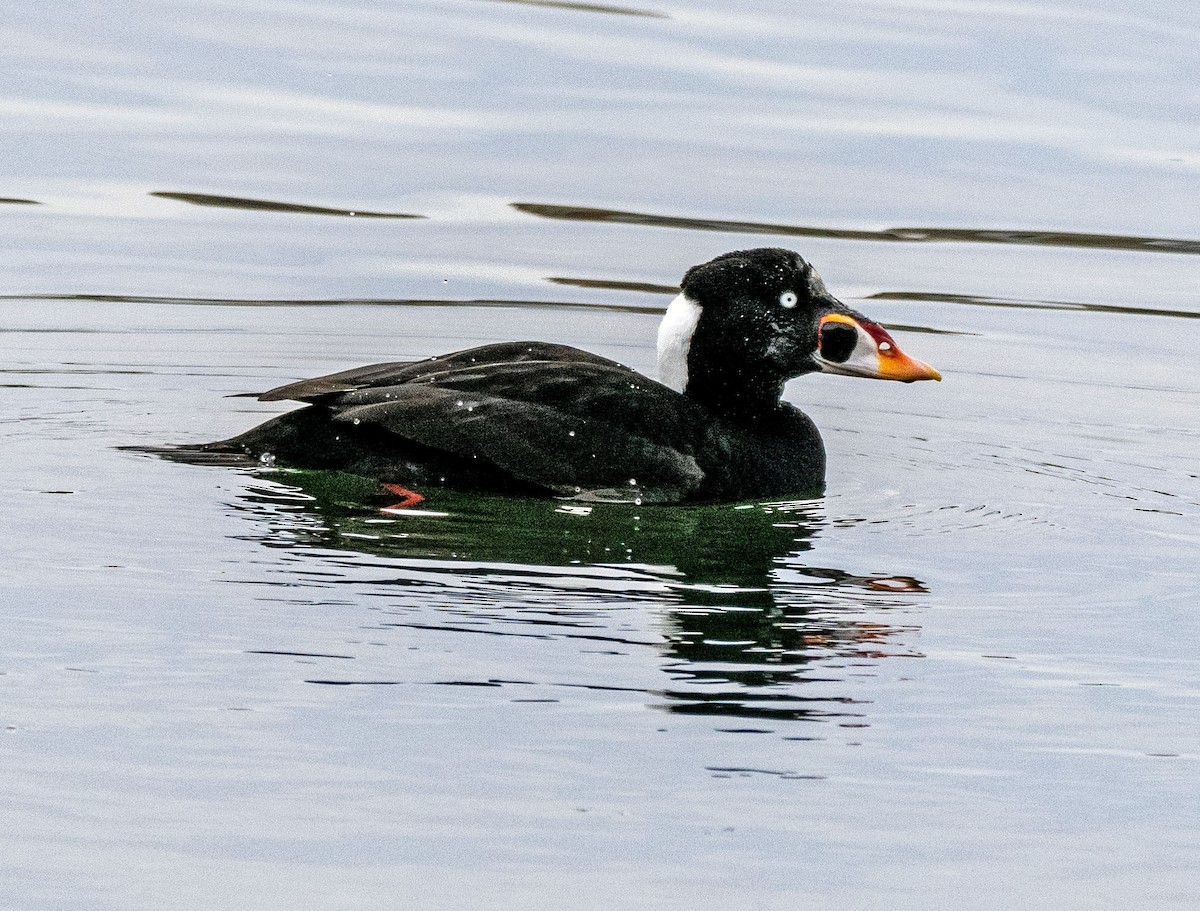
(0, 292, 664, 315)
(513, 202, 1200, 256)
(868, 290, 1200, 322)
(151, 191, 424, 219)
(481, 0, 667, 16)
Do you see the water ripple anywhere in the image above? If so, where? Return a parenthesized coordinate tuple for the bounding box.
(513, 202, 1200, 256)
(481, 0, 667, 17)
(0, 293, 663, 315)
(868, 290, 1200, 321)
(150, 191, 424, 219)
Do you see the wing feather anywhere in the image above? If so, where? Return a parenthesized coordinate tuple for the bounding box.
(252, 341, 715, 500)
(257, 342, 621, 403)
(332, 385, 705, 502)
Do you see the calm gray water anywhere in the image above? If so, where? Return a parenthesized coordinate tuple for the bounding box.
(3, 1, 1198, 908)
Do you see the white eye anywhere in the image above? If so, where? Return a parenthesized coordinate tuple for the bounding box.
(779, 291, 798, 309)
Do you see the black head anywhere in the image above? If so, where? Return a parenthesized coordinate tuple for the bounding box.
(657, 248, 939, 417)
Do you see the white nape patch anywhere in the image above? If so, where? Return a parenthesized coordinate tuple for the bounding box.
(657, 293, 702, 392)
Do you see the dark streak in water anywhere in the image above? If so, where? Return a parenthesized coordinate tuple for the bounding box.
(0, 293, 664, 315)
(706, 766, 826, 780)
(660, 688, 863, 722)
(2, 367, 149, 376)
(481, 0, 667, 18)
(875, 323, 971, 336)
(513, 202, 1200, 256)
(247, 649, 355, 659)
(555, 681, 651, 695)
(869, 291, 1200, 321)
(0, 197, 40, 205)
(381, 620, 660, 648)
(715, 727, 775, 734)
(151, 191, 425, 219)
(0, 328, 152, 334)
(547, 276, 681, 295)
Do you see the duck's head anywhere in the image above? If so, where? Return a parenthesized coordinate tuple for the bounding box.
(657, 248, 940, 414)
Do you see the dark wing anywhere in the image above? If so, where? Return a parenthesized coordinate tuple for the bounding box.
(285, 346, 716, 501)
(334, 383, 705, 501)
(256, 360, 420, 402)
(256, 342, 623, 403)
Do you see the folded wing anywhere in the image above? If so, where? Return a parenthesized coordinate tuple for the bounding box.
(256, 342, 715, 501)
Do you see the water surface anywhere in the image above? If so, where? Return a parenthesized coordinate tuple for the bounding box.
(2, 1, 1198, 909)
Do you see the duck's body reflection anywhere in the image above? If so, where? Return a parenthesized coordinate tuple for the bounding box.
(232, 469, 927, 724)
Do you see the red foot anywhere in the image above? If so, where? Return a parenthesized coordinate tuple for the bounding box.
(381, 483, 426, 510)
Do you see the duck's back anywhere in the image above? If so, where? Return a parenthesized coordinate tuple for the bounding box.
(205, 341, 824, 503)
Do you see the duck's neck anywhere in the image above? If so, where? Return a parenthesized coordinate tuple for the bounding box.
(657, 292, 796, 421)
(683, 363, 787, 422)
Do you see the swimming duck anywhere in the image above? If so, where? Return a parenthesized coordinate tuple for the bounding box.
(194, 248, 940, 503)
